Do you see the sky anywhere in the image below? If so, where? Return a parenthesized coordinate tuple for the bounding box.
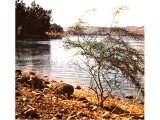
(23, 0, 144, 27)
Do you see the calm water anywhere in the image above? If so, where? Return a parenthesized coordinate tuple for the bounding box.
(16, 38, 144, 100)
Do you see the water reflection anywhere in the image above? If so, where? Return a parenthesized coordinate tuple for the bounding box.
(16, 40, 51, 75)
(16, 39, 144, 101)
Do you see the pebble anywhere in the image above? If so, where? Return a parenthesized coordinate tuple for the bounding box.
(16, 90, 21, 96)
(82, 116, 89, 120)
(67, 116, 76, 120)
(92, 106, 98, 111)
(77, 97, 89, 103)
(22, 97, 29, 102)
(102, 111, 111, 119)
(75, 85, 81, 89)
(77, 111, 87, 117)
(23, 109, 40, 119)
(125, 95, 134, 99)
(54, 114, 62, 119)
(51, 117, 58, 120)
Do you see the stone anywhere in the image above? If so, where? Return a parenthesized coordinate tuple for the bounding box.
(51, 82, 74, 98)
(67, 116, 76, 120)
(51, 117, 58, 120)
(22, 97, 29, 102)
(29, 72, 36, 75)
(82, 117, 89, 120)
(75, 85, 81, 89)
(138, 101, 144, 104)
(102, 111, 111, 119)
(43, 75, 48, 77)
(23, 109, 40, 119)
(54, 114, 62, 119)
(77, 97, 89, 103)
(16, 90, 21, 96)
(37, 96, 42, 100)
(19, 76, 29, 83)
(61, 108, 67, 113)
(125, 95, 134, 99)
(92, 106, 98, 111)
(16, 70, 22, 76)
(77, 111, 87, 117)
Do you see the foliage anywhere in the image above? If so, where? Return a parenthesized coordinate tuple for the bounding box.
(15, 0, 63, 39)
(64, 7, 144, 107)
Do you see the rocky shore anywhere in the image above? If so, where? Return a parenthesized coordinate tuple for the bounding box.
(16, 70, 144, 119)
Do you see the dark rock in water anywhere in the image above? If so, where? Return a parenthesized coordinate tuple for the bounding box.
(51, 83, 74, 98)
(23, 109, 40, 119)
(138, 101, 144, 104)
(125, 95, 134, 99)
(75, 85, 81, 89)
(16, 70, 22, 76)
(29, 72, 36, 75)
(43, 75, 48, 77)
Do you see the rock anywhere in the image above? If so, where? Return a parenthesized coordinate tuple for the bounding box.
(77, 111, 87, 117)
(43, 75, 48, 77)
(77, 97, 89, 103)
(61, 108, 67, 113)
(51, 117, 58, 120)
(18, 76, 29, 83)
(102, 111, 111, 119)
(22, 97, 29, 102)
(92, 106, 98, 111)
(75, 85, 81, 89)
(138, 101, 144, 104)
(16, 70, 22, 76)
(125, 95, 134, 99)
(51, 83, 74, 98)
(29, 72, 36, 75)
(67, 116, 76, 120)
(44, 81, 50, 84)
(28, 75, 47, 88)
(23, 109, 40, 119)
(54, 114, 62, 119)
(82, 117, 89, 120)
(37, 96, 42, 100)
(16, 90, 21, 96)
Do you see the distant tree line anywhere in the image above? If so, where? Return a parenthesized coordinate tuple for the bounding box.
(16, 0, 63, 40)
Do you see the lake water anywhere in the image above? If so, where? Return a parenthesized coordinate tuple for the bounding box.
(16, 37, 144, 100)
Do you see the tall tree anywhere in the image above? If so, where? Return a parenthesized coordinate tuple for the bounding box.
(15, 0, 55, 39)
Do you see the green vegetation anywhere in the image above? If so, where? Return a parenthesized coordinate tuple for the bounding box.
(15, 0, 63, 40)
(64, 7, 144, 107)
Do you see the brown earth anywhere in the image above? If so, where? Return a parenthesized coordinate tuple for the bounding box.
(15, 70, 144, 120)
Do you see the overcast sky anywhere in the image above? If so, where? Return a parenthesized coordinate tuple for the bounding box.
(22, 0, 144, 27)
